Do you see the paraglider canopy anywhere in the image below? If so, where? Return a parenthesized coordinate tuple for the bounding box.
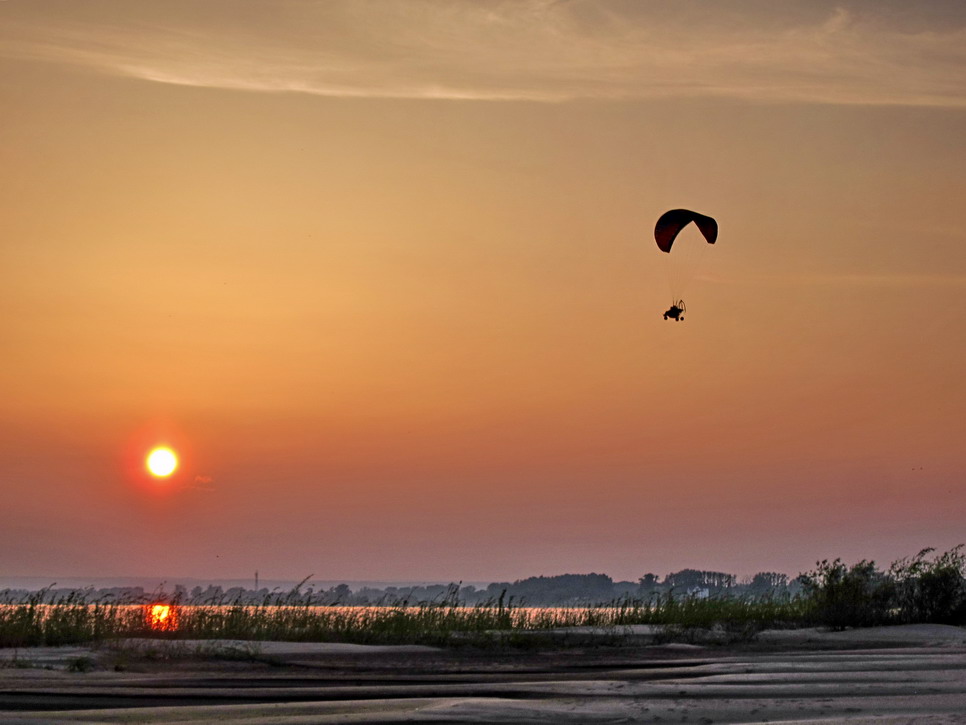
(654, 209, 718, 254)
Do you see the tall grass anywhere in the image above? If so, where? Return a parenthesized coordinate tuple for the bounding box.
(3, 547, 963, 648)
(0, 588, 148, 647)
(0, 590, 807, 648)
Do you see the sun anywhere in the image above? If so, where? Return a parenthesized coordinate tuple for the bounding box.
(146, 447, 178, 478)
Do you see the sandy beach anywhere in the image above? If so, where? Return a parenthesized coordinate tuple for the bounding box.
(2, 625, 965, 723)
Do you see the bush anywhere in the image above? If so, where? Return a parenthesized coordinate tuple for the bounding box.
(799, 559, 894, 629)
(891, 546, 966, 625)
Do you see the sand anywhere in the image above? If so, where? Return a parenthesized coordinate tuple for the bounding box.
(2, 624, 965, 723)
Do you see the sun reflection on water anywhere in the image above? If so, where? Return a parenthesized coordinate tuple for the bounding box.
(146, 603, 178, 631)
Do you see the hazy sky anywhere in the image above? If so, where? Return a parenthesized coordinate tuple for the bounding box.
(2, 0, 965, 584)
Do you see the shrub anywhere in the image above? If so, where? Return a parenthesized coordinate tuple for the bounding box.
(891, 546, 966, 625)
(799, 559, 894, 629)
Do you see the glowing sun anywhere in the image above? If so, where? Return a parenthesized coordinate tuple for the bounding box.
(147, 603, 178, 631)
(146, 447, 178, 478)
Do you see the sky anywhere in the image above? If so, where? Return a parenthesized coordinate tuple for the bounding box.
(1, 0, 965, 585)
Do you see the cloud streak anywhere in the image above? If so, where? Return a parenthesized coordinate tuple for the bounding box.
(2, 0, 966, 106)
(187, 474, 216, 492)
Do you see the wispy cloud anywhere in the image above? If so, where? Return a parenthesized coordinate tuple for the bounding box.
(2, 1, 966, 106)
(187, 474, 216, 492)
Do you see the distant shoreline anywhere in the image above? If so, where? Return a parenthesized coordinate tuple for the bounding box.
(0, 577, 491, 593)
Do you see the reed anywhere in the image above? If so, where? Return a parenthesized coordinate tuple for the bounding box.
(3, 547, 961, 647)
(1, 589, 807, 648)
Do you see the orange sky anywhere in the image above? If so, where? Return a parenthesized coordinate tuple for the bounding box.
(1, 0, 965, 583)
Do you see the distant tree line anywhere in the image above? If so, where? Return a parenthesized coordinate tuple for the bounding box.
(0, 568, 797, 607)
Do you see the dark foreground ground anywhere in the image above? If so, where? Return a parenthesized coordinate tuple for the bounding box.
(2, 624, 966, 723)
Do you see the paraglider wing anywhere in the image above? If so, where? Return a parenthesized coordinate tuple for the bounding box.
(654, 209, 718, 253)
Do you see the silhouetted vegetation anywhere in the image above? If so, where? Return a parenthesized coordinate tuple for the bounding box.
(0, 568, 796, 608)
(1, 547, 963, 648)
(798, 558, 895, 629)
(797, 546, 966, 629)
